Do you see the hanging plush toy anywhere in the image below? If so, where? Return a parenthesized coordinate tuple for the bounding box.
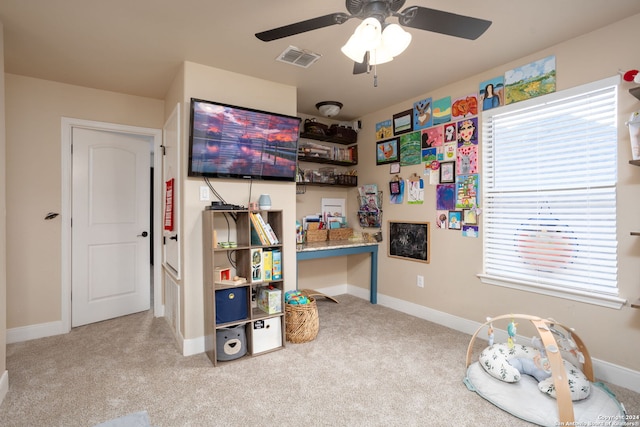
(486, 317, 495, 347)
(507, 319, 518, 348)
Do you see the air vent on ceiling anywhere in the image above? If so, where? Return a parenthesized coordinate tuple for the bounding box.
(276, 46, 322, 68)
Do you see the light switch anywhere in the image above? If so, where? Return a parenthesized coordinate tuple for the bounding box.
(199, 186, 210, 201)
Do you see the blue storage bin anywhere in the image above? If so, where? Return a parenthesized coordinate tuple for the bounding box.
(215, 287, 248, 324)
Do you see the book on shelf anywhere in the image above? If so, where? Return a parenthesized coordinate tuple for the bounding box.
(250, 248, 263, 283)
(271, 249, 282, 280)
(254, 212, 279, 244)
(262, 249, 273, 282)
(249, 212, 269, 245)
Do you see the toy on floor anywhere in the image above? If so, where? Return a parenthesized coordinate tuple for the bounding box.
(464, 314, 626, 426)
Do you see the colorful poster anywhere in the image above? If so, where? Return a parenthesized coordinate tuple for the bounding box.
(452, 93, 478, 119)
(456, 174, 479, 209)
(399, 131, 421, 166)
(376, 119, 393, 140)
(432, 96, 452, 126)
(457, 117, 478, 147)
(457, 145, 478, 175)
(413, 98, 433, 130)
(421, 126, 443, 148)
(436, 184, 456, 210)
(505, 55, 556, 104)
(480, 76, 504, 111)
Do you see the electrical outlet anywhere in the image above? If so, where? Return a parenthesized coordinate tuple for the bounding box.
(199, 186, 210, 201)
(417, 275, 424, 288)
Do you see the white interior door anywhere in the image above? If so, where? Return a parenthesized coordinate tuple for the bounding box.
(72, 127, 151, 327)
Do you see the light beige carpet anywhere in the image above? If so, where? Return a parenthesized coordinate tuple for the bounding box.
(0, 294, 638, 426)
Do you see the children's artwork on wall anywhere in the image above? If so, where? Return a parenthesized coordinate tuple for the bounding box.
(457, 117, 478, 147)
(480, 76, 504, 111)
(388, 221, 430, 263)
(393, 109, 413, 135)
(436, 183, 456, 210)
(456, 174, 479, 209)
(389, 177, 404, 204)
(463, 208, 478, 225)
(377, 137, 400, 165)
(390, 162, 400, 174)
(442, 142, 457, 162)
(448, 211, 462, 230)
(413, 98, 433, 130)
(376, 119, 393, 140)
(421, 126, 443, 148)
(407, 174, 424, 205)
(421, 147, 437, 167)
(457, 145, 478, 175)
(399, 131, 421, 166)
(452, 93, 478, 119)
(436, 211, 448, 229)
(443, 122, 457, 144)
(505, 55, 556, 105)
(439, 161, 455, 183)
(432, 96, 452, 126)
(462, 225, 479, 237)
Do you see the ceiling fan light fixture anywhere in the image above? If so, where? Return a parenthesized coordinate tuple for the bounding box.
(356, 17, 383, 50)
(315, 101, 343, 117)
(341, 34, 368, 63)
(369, 47, 394, 66)
(381, 23, 412, 57)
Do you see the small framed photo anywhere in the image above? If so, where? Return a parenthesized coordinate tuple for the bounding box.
(463, 208, 478, 225)
(377, 137, 400, 165)
(393, 109, 413, 135)
(439, 161, 456, 183)
(448, 210, 462, 230)
(390, 163, 400, 174)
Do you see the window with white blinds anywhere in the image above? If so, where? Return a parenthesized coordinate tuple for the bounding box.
(479, 76, 624, 308)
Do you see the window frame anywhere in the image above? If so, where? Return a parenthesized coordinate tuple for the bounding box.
(478, 75, 626, 309)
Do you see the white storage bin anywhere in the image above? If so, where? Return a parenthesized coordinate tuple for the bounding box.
(252, 317, 282, 354)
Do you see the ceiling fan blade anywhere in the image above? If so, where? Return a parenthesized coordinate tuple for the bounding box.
(353, 52, 370, 75)
(399, 6, 491, 40)
(256, 13, 351, 42)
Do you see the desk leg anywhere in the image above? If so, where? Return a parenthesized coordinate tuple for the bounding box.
(370, 248, 378, 304)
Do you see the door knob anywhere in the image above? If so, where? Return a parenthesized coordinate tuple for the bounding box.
(138, 231, 148, 237)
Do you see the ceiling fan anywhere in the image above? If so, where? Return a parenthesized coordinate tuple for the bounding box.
(255, 0, 492, 74)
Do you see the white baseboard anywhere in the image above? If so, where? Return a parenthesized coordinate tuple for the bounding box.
(182, 335, 204, 357)
(342, 285, 640, 394)
(0, 370, 8, 406)
(6, 320, 67, 344)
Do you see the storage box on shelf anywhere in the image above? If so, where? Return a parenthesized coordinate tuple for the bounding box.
(202, 209, 286, 365)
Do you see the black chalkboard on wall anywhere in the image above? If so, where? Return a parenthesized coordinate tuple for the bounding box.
(388, 221, 430, 263)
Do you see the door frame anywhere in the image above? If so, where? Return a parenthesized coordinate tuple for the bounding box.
(61, 117, 164, 333)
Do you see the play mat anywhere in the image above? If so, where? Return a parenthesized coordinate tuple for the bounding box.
(463, 314, 627, 426)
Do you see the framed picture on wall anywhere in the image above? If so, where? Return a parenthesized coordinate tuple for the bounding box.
(377, 138, 400, 165)
(439, 161, 456, 183)
(393, 109, 413, 135)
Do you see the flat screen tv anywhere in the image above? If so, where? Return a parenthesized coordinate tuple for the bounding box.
(188, 98, 301, 182)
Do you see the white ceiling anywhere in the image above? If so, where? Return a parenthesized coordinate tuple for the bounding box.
(2, 0, 640, 121)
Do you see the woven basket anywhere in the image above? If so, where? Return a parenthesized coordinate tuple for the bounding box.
(285, 297, 319, 343)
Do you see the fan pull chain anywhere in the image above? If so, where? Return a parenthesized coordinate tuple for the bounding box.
(373, 63, 378, 87)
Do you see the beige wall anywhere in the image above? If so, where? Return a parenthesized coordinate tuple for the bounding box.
(4, 75, 164, 328)
(345, 13, 640, 372)
(177, 62, 299, 340)
(1, 20, 8, 380)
